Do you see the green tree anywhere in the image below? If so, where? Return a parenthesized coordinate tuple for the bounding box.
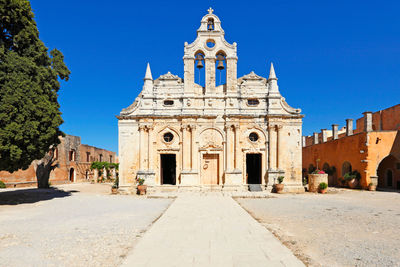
(0, 0, 70, 187)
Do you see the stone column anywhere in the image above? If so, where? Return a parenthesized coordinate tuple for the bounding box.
(321, 129, 328, 143)
(313, 132, 319, 145)
(147, 125, 154, 170)
(332, 124, 339, 140)
(205, 56, 216, 94)
(138, 125, 146, 170)
(182, 125, 191, 171)
(190, 125, 197, 171)
(346, 119, 354, 136)
(268, 125, 277, 170)
(363, 112, 373, 132)
(302, 136, 306, 147)
(234, 124, 240, 169)
(225, 124, 234, 171)
(277, 125, 283, 170)
(226, 57, 237, 93)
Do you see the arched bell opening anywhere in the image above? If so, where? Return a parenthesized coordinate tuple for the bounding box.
(194, 51, 205, 88)
(207, 18, 215, 31)
(215, 51, 226, 86)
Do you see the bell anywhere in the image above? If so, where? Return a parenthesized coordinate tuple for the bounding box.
(196, 54, 204, 69)
(217, 60, 225, 70)
(196, 60, 204, 69)
(207, 20, 214, 31)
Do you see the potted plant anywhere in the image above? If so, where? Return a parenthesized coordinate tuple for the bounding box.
(318, 182, 328, 194)
(111, 177, 118, 194)
(368, 182, 376, 191)
(344, 171, 360, 189)
(308, 170, 328, 192)
(137, 178, 147, 195)
(274, 176, 284, 193)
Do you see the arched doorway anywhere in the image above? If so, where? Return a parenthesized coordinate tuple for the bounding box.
(377, 155, 399, 189)
(69, 168, 75, 182)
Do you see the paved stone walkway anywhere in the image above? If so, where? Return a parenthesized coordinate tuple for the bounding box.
(122, 193, 304, 266)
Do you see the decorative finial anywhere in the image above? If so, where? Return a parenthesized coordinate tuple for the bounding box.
(208, 7, 214, 14)
(144, 62, 152, 80)
(268, 62, 277, 80)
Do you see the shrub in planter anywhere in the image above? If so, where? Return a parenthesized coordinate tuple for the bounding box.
(368, 182, 376, 191)
(273, 176, 284, 193)
(318, 182, 328, 194)
(344, 171, 361, 189)
(0, 181, 6, 189)
(136, 178, 147, 195)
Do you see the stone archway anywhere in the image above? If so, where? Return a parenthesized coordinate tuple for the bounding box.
(377, 155, 399, 189)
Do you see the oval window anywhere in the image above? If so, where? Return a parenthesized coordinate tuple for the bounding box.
(163, 132, 174, 143)
(249, 132, 259, 142)
(164, 100, 174, 106)
(247, 99, 259, 106)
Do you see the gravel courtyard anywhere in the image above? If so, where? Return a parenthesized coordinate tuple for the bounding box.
(236, 189, 400, 267)
(0, 183, 173, 267)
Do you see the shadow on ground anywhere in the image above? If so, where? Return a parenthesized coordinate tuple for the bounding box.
(0, 188, 79, 205)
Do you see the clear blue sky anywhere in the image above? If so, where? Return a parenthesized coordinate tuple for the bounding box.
(30, 0, 400, 153)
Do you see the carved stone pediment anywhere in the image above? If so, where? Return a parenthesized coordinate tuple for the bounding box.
(238, 71, 267, 83)
(155, 71, 182, 82)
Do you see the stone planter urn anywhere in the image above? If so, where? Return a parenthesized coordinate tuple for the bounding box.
(308, 174, 328, 193)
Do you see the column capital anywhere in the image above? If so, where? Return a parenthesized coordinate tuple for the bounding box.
(181, 124, 191, 130)
(138, 125, 147, 131)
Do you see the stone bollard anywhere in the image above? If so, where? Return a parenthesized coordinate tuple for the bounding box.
(308, 173, 328, 192)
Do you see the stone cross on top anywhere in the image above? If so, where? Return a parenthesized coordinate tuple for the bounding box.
(207, 7, 214, 14)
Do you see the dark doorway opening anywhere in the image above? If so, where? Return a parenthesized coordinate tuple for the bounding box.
(69, 168, 74, 182)
(161, 154, 176, 185)
(246, 154, 261, 184)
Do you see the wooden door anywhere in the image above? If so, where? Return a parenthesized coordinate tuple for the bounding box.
(202, 154, 219, 185)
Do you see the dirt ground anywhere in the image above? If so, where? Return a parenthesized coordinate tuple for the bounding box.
(236, 189, 400, 267)
(0, 183, 173, 267)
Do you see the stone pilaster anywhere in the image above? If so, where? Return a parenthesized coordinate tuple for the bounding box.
(277, 125, 284, 170)
(180, 124, 199, 185)
(302, 136, 306, 147)
(138, 125, 146, 170)
(224, 123, 242, 186)
(225, 124, 234, 171)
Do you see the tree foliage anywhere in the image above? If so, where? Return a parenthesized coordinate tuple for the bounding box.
(0, 0, 70, 172)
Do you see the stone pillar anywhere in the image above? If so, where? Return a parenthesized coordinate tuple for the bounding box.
(183, 56, 195, 94)
(277, 125, 283, 169)
(226, 57, 237, 93)
(182, 125, 191, 171)
(313, 132, 319, 145)
(205, 56, 216, 94)
(346, 119, 354, 136)
(332, 124, 339, 140)
(138, 125, 146, 170)
(321, 129, 328, 143)
(302, 136, 306, 147)
(363, 112, 373, 132)
(225, 124, 234, 171)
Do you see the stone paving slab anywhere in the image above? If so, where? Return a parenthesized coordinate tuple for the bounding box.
(122, 193, 304, 267)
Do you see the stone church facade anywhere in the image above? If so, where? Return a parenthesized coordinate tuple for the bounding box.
(118, 9, 304, 192)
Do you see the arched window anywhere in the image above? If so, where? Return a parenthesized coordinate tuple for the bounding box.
(386, 169, 393, 187)
(342, 161, 352, 176)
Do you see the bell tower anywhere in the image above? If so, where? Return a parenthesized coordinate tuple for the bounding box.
(183, 8, 237, 95)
